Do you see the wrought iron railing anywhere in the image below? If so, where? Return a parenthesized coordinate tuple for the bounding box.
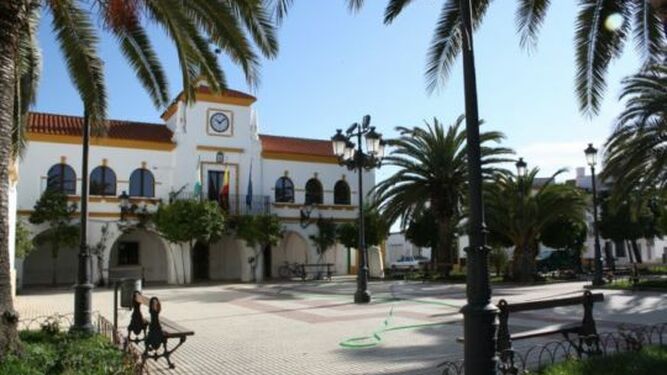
(435, 323, 667, 375)
(171, 192, 270, 215)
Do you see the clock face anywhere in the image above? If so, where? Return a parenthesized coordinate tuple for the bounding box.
(209, 112, 230, 133)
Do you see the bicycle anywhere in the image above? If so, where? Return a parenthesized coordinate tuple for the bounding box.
(278, 262, 305, 280)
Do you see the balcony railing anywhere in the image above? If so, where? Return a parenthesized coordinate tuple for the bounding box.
(171, 192, 270, 216)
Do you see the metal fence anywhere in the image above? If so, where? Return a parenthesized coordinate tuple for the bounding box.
(18, 312, 146, 374)
(171, 192, 271, 215)
(436, 323, 667, 375)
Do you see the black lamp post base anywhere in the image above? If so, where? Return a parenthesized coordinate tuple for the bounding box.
(461, 302, 499, 373)
(354, 289, 371, 304)
(71, 282, 95, 335)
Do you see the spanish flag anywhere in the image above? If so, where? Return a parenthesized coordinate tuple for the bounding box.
(219, 166, 230, 211)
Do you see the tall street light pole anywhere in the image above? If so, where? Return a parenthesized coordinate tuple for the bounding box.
(331, 115, 385, 304)
(516, 157, 527, 277)
(72, 110, 94, 333)
(458, 0, 498, 373)
(585, 143, 604, 287)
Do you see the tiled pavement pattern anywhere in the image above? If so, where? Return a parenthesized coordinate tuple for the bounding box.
(15, 279, 667, 375)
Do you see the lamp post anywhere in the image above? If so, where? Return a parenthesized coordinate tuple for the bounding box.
(331, 115, 384, 304)
(515, 157, 527, 279)
(585, 143, 604, 286)
(458, 0, 498, 373)
(119, 191, 131, 222)
(72, 111, 94, 334)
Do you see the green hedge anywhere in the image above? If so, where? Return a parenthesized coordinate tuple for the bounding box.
(0, 330, 135, 375)
(541, 346, 667, 375)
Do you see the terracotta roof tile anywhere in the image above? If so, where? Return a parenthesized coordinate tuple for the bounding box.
(28, 112, 174, 144)
(259, 134, 334, 157)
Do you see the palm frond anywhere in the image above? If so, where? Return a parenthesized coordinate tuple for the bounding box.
(115, 21, 170, 108)
(425, 0, 491, 93)
(13, 0, 41, 158)
(574, 0, 631, 117)
(631, 0, 665, 63)
(47, 0, 107, 129)
(516, 0, 551, 52)
(384, 0, 416, 24)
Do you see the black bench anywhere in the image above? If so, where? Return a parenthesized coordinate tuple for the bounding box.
(302, 263, 335, 280)
(126, 291, 194, 369)
(495, 291, 604, 372)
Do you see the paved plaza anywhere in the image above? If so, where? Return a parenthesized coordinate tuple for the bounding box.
(14, 278, 667, 375)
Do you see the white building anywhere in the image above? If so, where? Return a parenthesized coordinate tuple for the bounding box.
(13, 83, 374, 289)
(384, 232, 431, 266)
(571, 167, 667, 266)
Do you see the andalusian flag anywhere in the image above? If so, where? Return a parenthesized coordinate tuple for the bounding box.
(219, 166, 230, 210)
(193, 157, 202, 199)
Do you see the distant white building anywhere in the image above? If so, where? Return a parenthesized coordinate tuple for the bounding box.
(384, 232, 431, 266)
(11, 82, 374, 290)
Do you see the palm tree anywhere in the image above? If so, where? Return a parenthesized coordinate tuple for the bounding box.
(485, 168, 587, 282)
(373, 116, 512, 271)
(602, 64, 667, 200)
(346, 0, 666, 117)
(1, 0, 279, 357)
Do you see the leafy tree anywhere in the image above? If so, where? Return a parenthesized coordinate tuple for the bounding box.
(602, 64, 667, 201)
(154, 199, 225, 283)
(485, 169, 587, 282)
(541, 216, 588, 271)
(373, 116, 511, 271)
(28, 190, 79, 286)
(309, 216, 338, 280)
(230, 214, 283, 281)
(309, 217, 338, 262)
(488, 246, 509, 277)
(336, 223, 357, 250)
(405, 208, 439, 252)
(346, 0, 666, 116)
(14, 219, 34, 259)
(599, 191, 663, 264)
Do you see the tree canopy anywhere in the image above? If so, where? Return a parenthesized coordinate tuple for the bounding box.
(154, 199, 225, 246)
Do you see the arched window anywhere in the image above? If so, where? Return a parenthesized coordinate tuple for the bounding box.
(89, 166, 117, 196)
(46, 163, 76, 195)
(275, 177, 294, 203)
(334, 180, 351, 205)
(129, 168, 155, 197)
(305, 178, 323, 205)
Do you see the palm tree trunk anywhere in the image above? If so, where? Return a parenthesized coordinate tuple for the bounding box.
(0, 0, 27, 358)
(511, 242, 536, 282)
(436, 215, 452, 276)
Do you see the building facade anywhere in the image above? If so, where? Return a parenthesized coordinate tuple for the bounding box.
(13, 84, 374, 288)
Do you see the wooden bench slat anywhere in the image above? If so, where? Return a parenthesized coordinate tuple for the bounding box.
(505, 293, 604, 313)
(160, 318, 194, 337)
(511, 322, 581, 340)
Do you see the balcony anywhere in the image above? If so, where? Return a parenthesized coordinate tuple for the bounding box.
(171, 192, 270, 216)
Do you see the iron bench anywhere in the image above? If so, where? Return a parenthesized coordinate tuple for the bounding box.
(456, 291, 604, 372)
(495, 291, 604, 372)
(126, 291, 194, 369)
(302, 263, 335, 280)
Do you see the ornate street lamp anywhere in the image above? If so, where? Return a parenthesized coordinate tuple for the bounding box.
(457, 0, 498, 373)
(585, 143, 604, 286)
(331, 115, 384, 304)
(515, 158, 527, 178)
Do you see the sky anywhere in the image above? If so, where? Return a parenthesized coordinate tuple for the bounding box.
(33, 1, 642, 182)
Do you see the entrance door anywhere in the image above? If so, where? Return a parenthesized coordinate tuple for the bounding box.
(192, 242, 210, 281)
(263, 245, 271, 278)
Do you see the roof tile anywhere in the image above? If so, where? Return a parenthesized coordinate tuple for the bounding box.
(28, 112, 174, 144)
